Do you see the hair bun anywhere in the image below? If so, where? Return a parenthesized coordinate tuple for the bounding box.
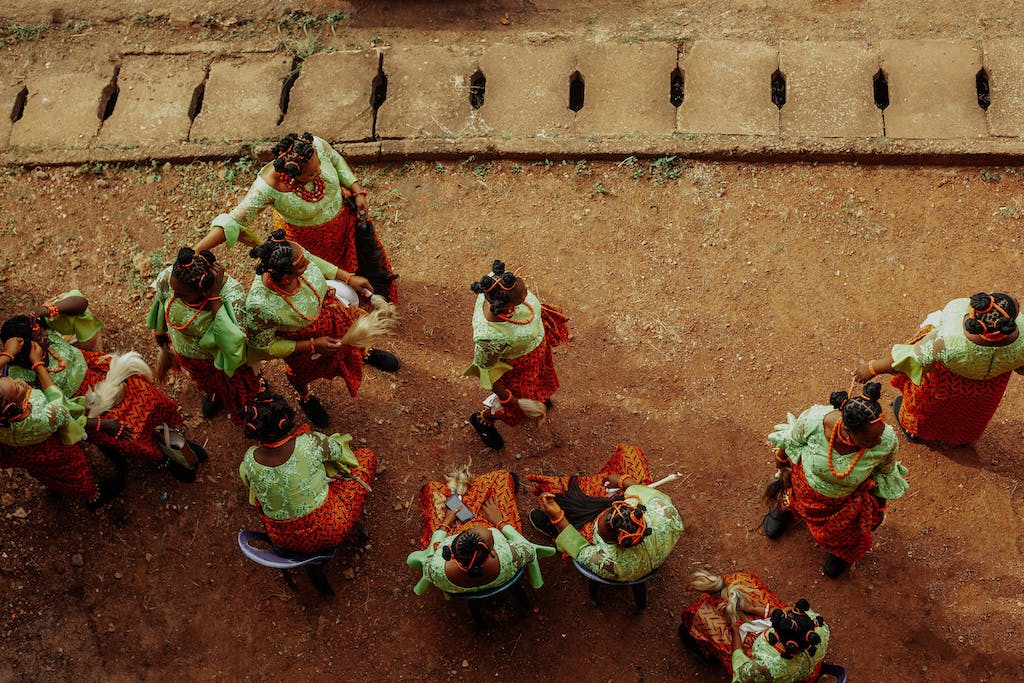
(861, 382, 882, 401)
(964, 318, 985, 334)
(491, 260, 506, 275)
(997, 317, 1017, 334)
(829, 390, 849, 409)
(176, 247, 195, 263)
(970, 292, 992, 311)
(794, 598, 810, 612)
(441, 547, 452, 561)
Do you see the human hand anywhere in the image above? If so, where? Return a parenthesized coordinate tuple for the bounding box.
(24, 306, 48, 320)
(538, 492, 562, 521)
(604, 473, 623, 487)
(347, 275, 373, 294)
(3, 337, 24, 358)
(442, 506, 461, 525)
(852, 360, 876, 383)
(481, 498, 503, 526)
(312, 336, 345, 353)
(354, 193, 369, 217)
(101, 418, 133, 441)
(28, 341, 45, 365)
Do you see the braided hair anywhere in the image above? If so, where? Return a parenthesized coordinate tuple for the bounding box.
(241, 390, 295, 443)
(249, 230, 296, 283)
(441, 530, 490, 577)
(272, 132, 316, 178)
(607, 498, 653, 548)
(765, 599, 825, 659)
(552, 479, 651, 548)
(829, 382, 883, 431)
(965, 292, 1018, 339)
(469, 260, 520, 316)
(0, 315, 36, 367)
(0, 378, 27, 428)
(171, 247, 217, 293)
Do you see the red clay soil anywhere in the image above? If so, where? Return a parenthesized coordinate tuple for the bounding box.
(1, 158, 1023, 681)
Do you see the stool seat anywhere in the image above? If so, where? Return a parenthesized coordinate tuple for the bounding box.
(237, 529, 345, 601)
(570, 559, 658, 614)
(817, 663, 847, 683)
(448, 566, 527, 600)
(446, 566, 531, 624)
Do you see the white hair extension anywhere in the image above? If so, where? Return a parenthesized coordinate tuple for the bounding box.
(517, 398, 547, 424)
(445, 462, 473, 495)
(688, 570, 726, 594)
(85, 352, 154, 417)
(339, 296, 398, 347)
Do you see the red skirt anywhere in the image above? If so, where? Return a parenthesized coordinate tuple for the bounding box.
(280, 290, 364, 395)
(77, 351, 184, 462)
(527, 444, 650, 542)
(787, 464, 885, 563)
(679, 572, 785, 672)
(274, 208, 398, 303)
(892, 363, 1011, 446)
(0, 438, 98, 502)
(176, 354, 262, 425)
(493, 304, 571, 426)
(419, 469, 521, 549)
(262, 447, 377, 553)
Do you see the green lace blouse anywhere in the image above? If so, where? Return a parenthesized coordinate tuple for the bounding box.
(7, 328, 88, 398)
(730, 613, 830, 683)
(463, 291, 546, 389)
(239, 431, 359, 520)
(555, 485, 683, 582)
(0, 385, 84, 447)
(212, 136, 358, 248)
(146, 267, 250, 376)
(768, 405, 909, 500)
(891, 298, 1024, 383)
(243, 248, 339, 358)
(406, 525, 555, 595)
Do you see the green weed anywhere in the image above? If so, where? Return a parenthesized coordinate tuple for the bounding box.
(1, 23, 48, 46)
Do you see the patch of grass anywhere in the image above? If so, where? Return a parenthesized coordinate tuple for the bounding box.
(1, 23, 48, 46)
(998, 196, 1024, 219)
(132, 14, 160, 27)
(649, 155, 684, 181)
(980, 168, 1002, 183)
(472, 162, 491, 180)
(594, 179, 612, 196)
(150, 251, 165, 273)
(433, 162, 446, 174)
(510, 164, 523, 174)
(574, 160, 592, 176)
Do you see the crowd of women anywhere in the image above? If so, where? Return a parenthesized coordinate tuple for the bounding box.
(3, 131, 1023, 682)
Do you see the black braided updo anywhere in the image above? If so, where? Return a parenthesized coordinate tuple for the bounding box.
(766, 599, 825, 659)
(0, 315, 37, 367)
(249, 230, 296, 283)
(469, 260, 521, 316)
(965, 292, 1018, 338)
(171, 247, 217, 293)
(272, 132, 316, 178)
(441, 530, 489, 577)
(829, 382, 883, 431)
(241, 390, 296, 443)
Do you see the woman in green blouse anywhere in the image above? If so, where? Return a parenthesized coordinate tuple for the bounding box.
(239, 390, 376, 553)
(763, 382, 909, 578)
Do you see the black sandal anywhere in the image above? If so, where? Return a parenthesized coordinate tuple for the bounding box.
(298, 394, 330, 429)
(823, 553, 850, 578)
(469, 411, 504, 450)
(762, 509, 792, 539)
(891, 396, 922, 443)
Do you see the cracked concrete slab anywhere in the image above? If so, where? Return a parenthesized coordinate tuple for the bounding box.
(9, 65, 116, 150)
(476, 43, 576, 138)
(881, 40, 987, 139)
(780, 41, 883, 138)
(97, 55, 209, 147)
(190, 54, 293, 143)
(983, 39, 1024, 137)
(678, 41, 779, 136)
(280, 50, 379, 142)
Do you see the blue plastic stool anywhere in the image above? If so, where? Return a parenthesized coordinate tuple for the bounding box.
(817, 663, 848, 682)
(571, 559, 657, 614)
(447, 566, 530, 625)
(237, 529, 345, 600)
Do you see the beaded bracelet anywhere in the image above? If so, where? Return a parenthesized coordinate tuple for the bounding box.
(0, 352, 13, 362)
(549, 511, 565, 525)
(31, 361, 46, 370)
(46, 303, 60, 318)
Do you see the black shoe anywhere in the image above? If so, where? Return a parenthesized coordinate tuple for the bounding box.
(469, 412, 504, 450)
(299, 394, 330, 429)
(186, 440, 209, 463)
(529, 509, 558, 538)
(201, 393, 223, 419)
(364, 349, 400, 372)
(762, 509, 792, 539)
(892, 396, 922, 443)
(510, 471, 521, 495)
(161, 456, 197, 483)
(544, 398, 553, 409)
(87, 476, 125, 510)
(823, 553, 850, 578)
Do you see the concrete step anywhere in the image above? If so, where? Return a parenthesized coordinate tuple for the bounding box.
(3, 39, 1023, 165)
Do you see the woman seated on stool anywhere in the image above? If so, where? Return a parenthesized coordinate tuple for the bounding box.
(407, 467, 554, 596)
(528, 444, 682, 582)
(680, 570, 830, 683)
(239, 390, 376, 553)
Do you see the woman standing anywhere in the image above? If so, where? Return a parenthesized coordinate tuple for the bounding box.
(464, 260, 569, 450)
(527, 444, 683, 582)
(680, 570, 829, 683)
(148, 247, 261, 423)
(854, 292, 1024, 445)
(0, 339, 124, 508)
(194, 132, 397, 302)
(763, 383, 909, 577)
(238, 391, 376, 553)
(407, 468, 554, 596)
(244, 231, 398, 428)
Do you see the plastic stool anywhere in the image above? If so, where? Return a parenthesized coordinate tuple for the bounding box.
(448, 567, 530, 625)
(571, 559, 658, 614)
(237, 529, 346, 600)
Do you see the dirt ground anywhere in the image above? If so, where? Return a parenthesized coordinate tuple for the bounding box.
(1, 157, 1024, 682)
(2, 2, 1024, 682)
